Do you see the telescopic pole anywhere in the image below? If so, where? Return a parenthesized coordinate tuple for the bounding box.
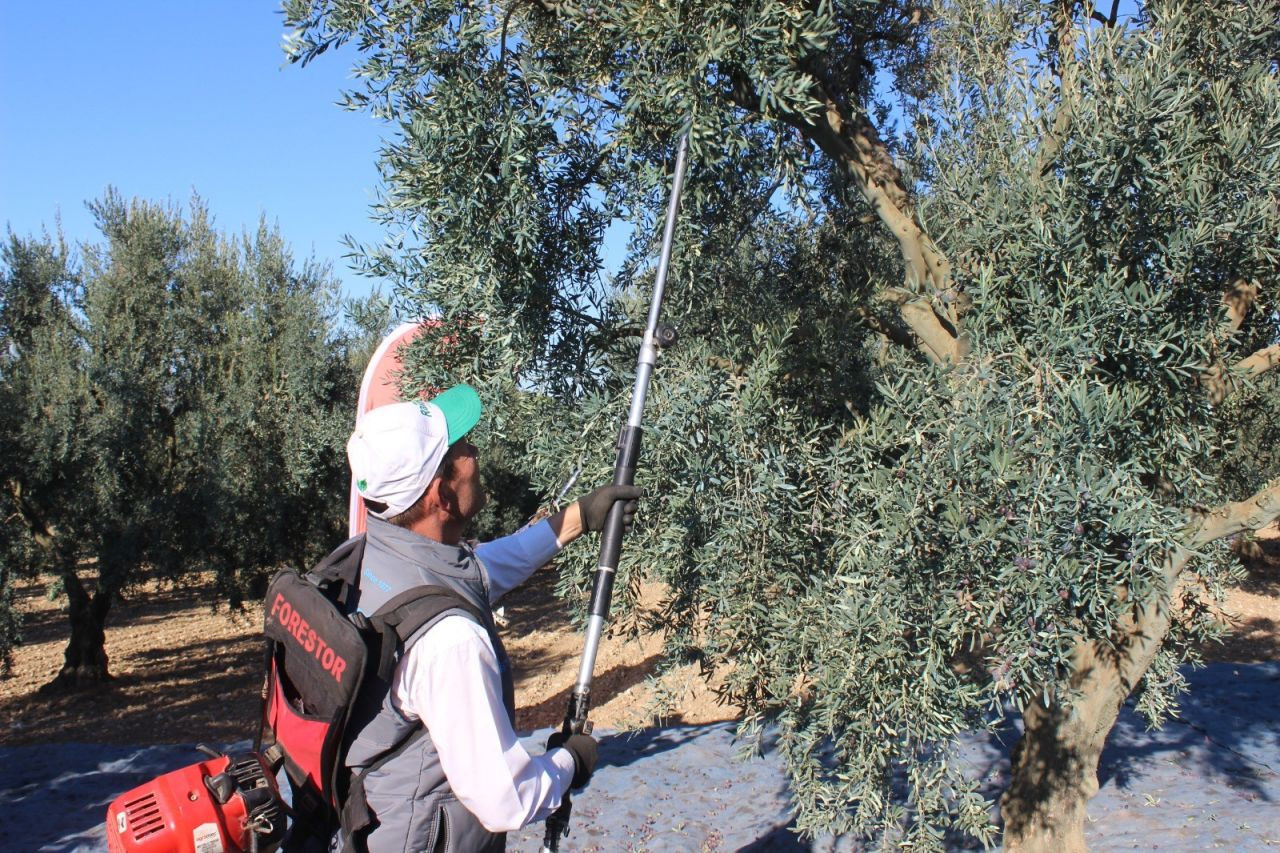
(542, 132, 690, 853)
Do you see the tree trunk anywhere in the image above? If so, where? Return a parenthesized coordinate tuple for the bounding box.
(1003, 480, 1280, 849)
(45, 570, 114, 689)
(999, 637, 1155, 852)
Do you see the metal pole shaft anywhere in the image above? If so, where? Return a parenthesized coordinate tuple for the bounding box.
(543, 133, 690, 852)
(574, 131, 689, 715)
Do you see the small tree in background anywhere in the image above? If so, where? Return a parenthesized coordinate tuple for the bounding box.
(0, 231, 84, 675)
(287, 0, 1279, 848)
(0, 191, 382, 687)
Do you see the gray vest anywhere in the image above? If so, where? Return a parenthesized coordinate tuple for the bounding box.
(343, 517, 515, 852)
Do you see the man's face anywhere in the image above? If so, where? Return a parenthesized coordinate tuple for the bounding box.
(442, 438, 487, 520)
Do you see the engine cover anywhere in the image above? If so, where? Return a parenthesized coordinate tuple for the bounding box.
(105, 750, 284, 853)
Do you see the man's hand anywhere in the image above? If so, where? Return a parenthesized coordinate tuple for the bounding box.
(577, 484, 642, 533)
(546, 731, 599, 789)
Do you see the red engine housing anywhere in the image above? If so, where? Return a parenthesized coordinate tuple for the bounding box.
(105, 751, 283, 853)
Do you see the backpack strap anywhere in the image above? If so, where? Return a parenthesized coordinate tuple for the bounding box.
(337, 586, 487, 850)
(339, 726, 430, 852)
(306, 535, 367, 609)
(258, 535, 369, 751)
(257, 536, 373, 851)
(366, 585, 487, 681)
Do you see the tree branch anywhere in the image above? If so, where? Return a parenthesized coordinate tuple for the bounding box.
(725, 69, 966, 364)
(1037, 1, 1082, 177)
(552, 295, 607, 332)
(1089, 1, 1122, 27)
(1220, 278, 1259, 337)
(498, 2, 518, 74)
(879, 288, 957, 365)
(1189, 477, 1280, 550)
(853, 305, 916, 350)
(6, 479, 58, 550)
(1202, 279, 1268, 403)
(1233, 344, 1280, 378)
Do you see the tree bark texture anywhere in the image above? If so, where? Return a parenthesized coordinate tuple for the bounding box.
(724, 66, 966, 365)
(47, 568, 114, 690)
(1001, 599, 1170, 851)
(1001, 477, 1280, 851)
(1201, 280, 1278, 404)
(782, 97, 968, 365)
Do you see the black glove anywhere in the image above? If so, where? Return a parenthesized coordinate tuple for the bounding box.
(546, 731, 598, 789)
(578, 484, 642, 533)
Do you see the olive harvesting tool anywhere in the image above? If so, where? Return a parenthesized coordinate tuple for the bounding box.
(542, 132, 691, 852)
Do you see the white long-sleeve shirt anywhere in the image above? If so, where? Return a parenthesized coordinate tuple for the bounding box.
(389, 521, 578, 832)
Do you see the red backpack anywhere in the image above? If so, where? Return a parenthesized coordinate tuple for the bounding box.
(259, 535, 483, 851)
(104, 536, 482, 853)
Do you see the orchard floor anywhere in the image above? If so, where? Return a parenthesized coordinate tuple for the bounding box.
(1, 529, 1278, 850)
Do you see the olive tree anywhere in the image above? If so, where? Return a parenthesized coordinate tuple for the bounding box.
(285, 0, 1280, 848)
(0, 230, 84, 674)
(0, 192, 375, 687)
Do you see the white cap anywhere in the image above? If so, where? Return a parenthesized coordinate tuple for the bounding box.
(346, 401, 450, 519)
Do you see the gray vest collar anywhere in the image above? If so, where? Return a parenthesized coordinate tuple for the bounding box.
(357, 517, 491, 617)
(366, 516, 479, 578)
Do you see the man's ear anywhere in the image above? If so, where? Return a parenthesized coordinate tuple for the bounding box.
(425, 475, 459, 517)
(420, 476, 452, 518)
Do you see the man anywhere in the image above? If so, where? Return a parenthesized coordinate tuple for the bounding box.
(340, 383, 639, 852)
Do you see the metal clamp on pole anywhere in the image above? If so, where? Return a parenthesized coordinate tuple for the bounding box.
(542, 132, 690, 853)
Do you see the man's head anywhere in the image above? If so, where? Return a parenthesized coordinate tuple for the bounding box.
(347, 384, 484, 530)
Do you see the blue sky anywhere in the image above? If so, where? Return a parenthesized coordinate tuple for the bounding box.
(1, 2, 387, 300)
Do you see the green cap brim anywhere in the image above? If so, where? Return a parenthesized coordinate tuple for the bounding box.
(430, 383, 482, 445)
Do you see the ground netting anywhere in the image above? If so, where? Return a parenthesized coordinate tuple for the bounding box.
(1, 662, 1275, 851)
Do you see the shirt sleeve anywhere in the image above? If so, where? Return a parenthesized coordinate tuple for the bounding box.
(476, 519, 562, 601)
(393, 615, 578, 832)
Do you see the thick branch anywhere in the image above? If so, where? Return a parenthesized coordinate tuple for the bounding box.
(1089, 1, 1122, 27)
(1201, 279, 1264, 403)
(726, 72, 966, 365)
(1111, 478, 1280, 693)
(1188, 477, 1280, 551)
(879, 288, 957, 365)
(853, 305, 916, 350)
(1037, 1, 1082, 177)
(1221, 279, 1259, 335)
(6, 479, 58, 550)
(1006, 474, 1280, 849)
(1233, 344, 1280, 378)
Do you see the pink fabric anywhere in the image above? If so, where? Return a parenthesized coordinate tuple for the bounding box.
(349, 322, 434, 536)
(268, 676, 329, 794)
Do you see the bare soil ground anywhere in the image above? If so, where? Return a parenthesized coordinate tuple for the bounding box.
(0, 568, 724, 747)
(2, 528, 1277, 748)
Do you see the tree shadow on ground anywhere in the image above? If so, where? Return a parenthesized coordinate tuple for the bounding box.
(733, 661, 1278, 851)
(516, 653, 665, 731)
(495, 565, 580, 633)
(1205, 534, 1280, 662)
(1234, 534, 1280, 596)
(596, 722, 740, 771)
(737, 825, 868, 852)
(1097, 661, 1280, 800)
(1207, 615, 1280, 662)
(0, 632, 263, 746)
(6, 572, 254, 672)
